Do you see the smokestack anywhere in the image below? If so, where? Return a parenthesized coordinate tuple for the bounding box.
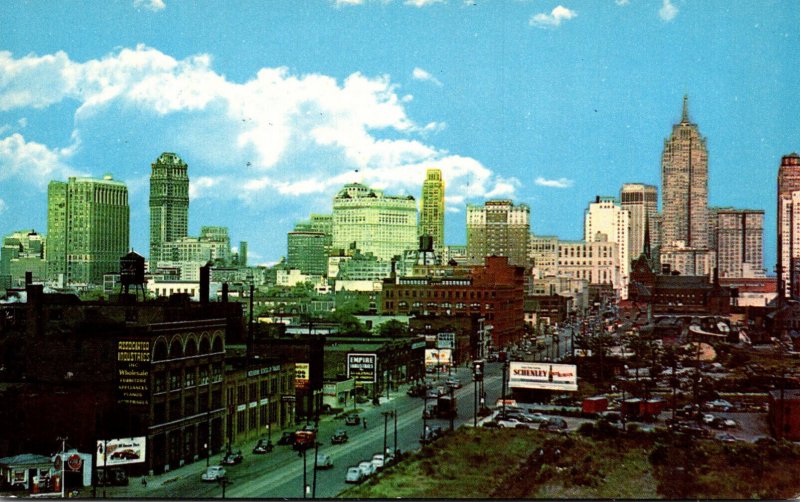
(222, 282, 229, 303)
(200, 262, 211, 304)
(25, 271, 32, 286)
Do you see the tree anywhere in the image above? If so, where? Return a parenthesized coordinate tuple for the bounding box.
(378, 319, 408, 337)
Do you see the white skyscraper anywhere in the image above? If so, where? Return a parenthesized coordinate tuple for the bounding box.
(584, 196, 630, 299)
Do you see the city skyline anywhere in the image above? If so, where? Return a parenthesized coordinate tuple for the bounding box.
(1, 1, 798, 267)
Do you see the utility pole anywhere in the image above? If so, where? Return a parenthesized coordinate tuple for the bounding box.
(312, 439, 319, 499)
(57, 436, 67, 499)
(302, 446, 307, 499)
(393, 409, 398, 456)
(501, 362, 508, 416)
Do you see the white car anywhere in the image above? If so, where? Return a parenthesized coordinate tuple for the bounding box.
(358, 460, 377, 477)
(345, 466, 364, 483)
(201, 465, 226, 482)
(702, 413, 716, 425)
(495, 415, 536, 429)
(371, 453, 391, 470)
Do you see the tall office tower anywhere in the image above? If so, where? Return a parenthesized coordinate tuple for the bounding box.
(331, 183, 418, 261)
(149, 152, 189, 270)
(716, 209, 765, 278)
(287, 232, 328, 276)
(660, 95, 711, 276)
(777, 152, 800, 297)
(47, 175, 130, 285)
(238, 241, 248, 267)
(419, 168, 445, 251)
(295, 214, 333, 257)
(1, 229, 46, 288)
(583, 196, 630, 299)
(466, 200, 530, 267)
(620, 183, 659, 259)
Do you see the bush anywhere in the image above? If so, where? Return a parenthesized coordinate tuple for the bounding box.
(578, 422, 595, 437)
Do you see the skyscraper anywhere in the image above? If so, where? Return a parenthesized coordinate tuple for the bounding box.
(620, 183, 659, 259)
(777, 152, 800, 297)
(716, 209, 764, 278)
(660, 95, 711, 275)
(466, 200, 530, 267)
(1, 229, 46, 288)
(47, 175, 130, 285)
(584, 196, 630, 299)
(287, 232, 328, 276)
(331, 183, 418, 261)
(419, 168, 445, 251)
(149, 152, 189, 270)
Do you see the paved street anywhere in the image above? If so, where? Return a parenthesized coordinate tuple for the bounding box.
(97, 363, 505, 499)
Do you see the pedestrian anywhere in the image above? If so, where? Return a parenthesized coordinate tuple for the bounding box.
(141, 477, 147, 488)
(363, 418, 367, 430)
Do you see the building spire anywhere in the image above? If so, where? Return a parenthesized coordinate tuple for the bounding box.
(643, 211, 652, 260)
(681, 94, 690, 123)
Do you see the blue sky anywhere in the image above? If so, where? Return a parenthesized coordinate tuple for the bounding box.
(1, 0, 798, 268)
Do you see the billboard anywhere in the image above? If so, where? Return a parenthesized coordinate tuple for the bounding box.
(116, 339, 151, 407)
(436, 332, 455, 349)
(508, 362, 578, 391)
(347, 353, 377, 383)
(295, 362, 310, 390)
(96, 437, 147, 467)
(425, 349, 452, 369)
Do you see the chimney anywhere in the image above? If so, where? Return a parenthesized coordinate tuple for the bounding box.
(200, 262, 211, 304)
(25, 271, 32, 286)
(222, 282, 229, 303)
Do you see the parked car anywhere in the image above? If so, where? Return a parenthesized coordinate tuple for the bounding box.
(345, 466, 364, 484)
(715, 432, 739, 443)
(705, 399, 733, 412)
(252, 439, 273, 454)
(331, 429, 349, 444)
(221, 449, 243, 465)
(371, 453, 386, 471)
(315, 453, 333, 470)
(495, 415, 536, 429)
(201, 465, 226, 482)
(426, 387, 444, 399)
(539, 417, 568, 431)
(420, 425, 444, 444)
(702, 413, 716, 425)
(714, 417, 737, 429)
(277, 432, 295, 445)
(358, 460, 377, 478)
(344, 414, 361, 426)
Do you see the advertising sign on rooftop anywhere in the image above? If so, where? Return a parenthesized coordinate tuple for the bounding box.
(508, 362, 577, 391)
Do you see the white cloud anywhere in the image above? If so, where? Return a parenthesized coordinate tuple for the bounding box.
(133, 0, 166, 12)
(529, 5, 577, 29)
(412, 67, 443, 87)
(0, 45, 514, 215)
(405, 0, 445, 6)
(0, 133, 84, 188)
(334, 0, 365, 6)
(659, 0, 678, 21)
(535, 177, 574, 188)
(0, 197, 6, 214)
(615, 0, 630, 5)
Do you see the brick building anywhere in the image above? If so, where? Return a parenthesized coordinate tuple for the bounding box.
(768, 389, 800, 441)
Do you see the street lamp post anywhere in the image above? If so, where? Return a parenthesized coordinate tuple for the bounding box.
(393, 408, 398, 456)
(312, 439, 319, 499)
(302, 446, 307, 499)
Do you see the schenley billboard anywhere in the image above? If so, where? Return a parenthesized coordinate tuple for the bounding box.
(508, 362, 578, 391)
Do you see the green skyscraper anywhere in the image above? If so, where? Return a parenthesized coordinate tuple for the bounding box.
(46, 175, 130, 285)
(149, 152, 189, 270)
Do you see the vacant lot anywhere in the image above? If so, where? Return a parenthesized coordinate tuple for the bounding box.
(341, 426, 800, 499)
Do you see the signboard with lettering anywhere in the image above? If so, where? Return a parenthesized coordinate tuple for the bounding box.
(96, 437, 147, 467)
(116, 339, 151, 407)
(295, 362, 310, 390)
(436, 332, 455, 349)
(508, 362, 577, 391)
(347, 353, 377, 383)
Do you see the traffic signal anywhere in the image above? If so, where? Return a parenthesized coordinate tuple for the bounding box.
(472, 359, 484, 382)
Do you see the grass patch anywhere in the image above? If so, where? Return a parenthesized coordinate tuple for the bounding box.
(339, 427, 800, 499)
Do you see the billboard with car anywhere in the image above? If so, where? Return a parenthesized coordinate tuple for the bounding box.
(425, 349, 452, 369)
(96, 437, 147, 467)
(508, 362, 577, 391)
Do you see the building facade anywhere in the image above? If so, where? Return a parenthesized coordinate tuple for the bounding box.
(46, 175, 129, 286)
(716, 209, 765, 278)
(419, 168, 445, 252)
(777, 153, 800, 298)
(149, 153, 189, 271)
(1, 230, 46, 289)
(331, 183, 418, 261)
(620, 183, 659, 260)
(557, 239, 620, 295)
(528, 234, 559, 278)
(584, 196, 630, 299)
(466, 200, 530, 267)
(287, 232, 328, 277)
(660, 96, 711, 276)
